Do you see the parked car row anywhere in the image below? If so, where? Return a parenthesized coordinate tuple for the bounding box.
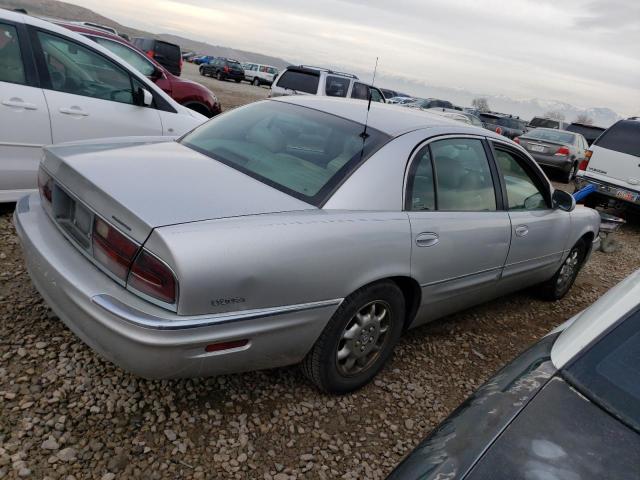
(199, 57, 245, 82)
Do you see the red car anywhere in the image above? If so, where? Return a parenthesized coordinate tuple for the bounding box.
(58, 22, 221, 117)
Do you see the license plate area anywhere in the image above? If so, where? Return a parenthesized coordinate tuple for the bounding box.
(529, 144, 545, 153)
(52, 185, 93, 250)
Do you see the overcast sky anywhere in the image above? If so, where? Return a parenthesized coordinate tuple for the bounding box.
(69, 0, 639, 115)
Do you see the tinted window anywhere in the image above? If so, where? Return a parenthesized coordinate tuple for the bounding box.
(92, 37, 155, 77)
(431, 138, 496, 211)
(407, 146, 435, 211)
(529, 117, 560, 129)
(594, 120, 640, 157)
(276, 70, 319, 94)
(566, 124, 606, 145)
(564, 308, 640, 432)
(524, 129, 576, 144)
(480, 114, 499, 125)
(495, 149, 547, 210)
(155, 41, 180, 62)
(351, 82, 368, 100)
(498, 117, 525, 130)
(38, 32, 136, 105)
(370, 88, 384, 103)
(0, 23, 25, 85)
(180, 101, 390, 206)
(325, 75, 350, 97)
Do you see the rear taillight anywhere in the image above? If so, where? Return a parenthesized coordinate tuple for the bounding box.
(555, 146, 570, 156)
(579, 150, 593, 171)
(37, 169, 53, 203)
(513, 137, 520, 144)
(495, 126, 503, 135)
(92, 217, 139, 281)
(128, 250, 177, 305)
(223, 65, 229, 73)
(146, 50, 155, 59)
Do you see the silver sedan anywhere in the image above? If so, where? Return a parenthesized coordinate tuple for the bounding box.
(14, 97, 601, 393)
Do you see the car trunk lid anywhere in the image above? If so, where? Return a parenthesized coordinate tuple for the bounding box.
(42, 137, 314, 243)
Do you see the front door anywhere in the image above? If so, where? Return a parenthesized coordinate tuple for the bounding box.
(406, 137, 511, 325)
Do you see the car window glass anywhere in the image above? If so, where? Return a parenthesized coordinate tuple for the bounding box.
(259, 66, 266, 72)
(0, 23, 25, 85)
(495, 148, 547, 210)
(276, 70, 319, 94)
(594, 120, 640, 157)
(325, 75, 350, 97)
(92, 37, 155, 77)
(407, 146, 435, 211)
(370, 88, 384, 103)
(564, 308, 640, 432)
(38, 32, 135, 105)
(351, 82, 368, 100)
(155, 41, 179, 63)
(525, 129, 575, 144)
(432, 138, 496, 211)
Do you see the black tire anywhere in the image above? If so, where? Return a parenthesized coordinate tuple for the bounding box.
(252, 78, 260, 86)
(235, 78, 242, 83)
(537, 239, 587, 300)
(301, 281, 405, 394)
(562, 162, 578, 183)
(216, 72, 223, 81)
(199, 67, 204, 76)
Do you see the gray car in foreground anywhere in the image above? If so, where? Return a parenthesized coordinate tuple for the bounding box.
(15, 97, 600, 393)
(516, 128, 589, 182)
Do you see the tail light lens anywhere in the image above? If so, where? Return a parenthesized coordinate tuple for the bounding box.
(224, 65, 229, 73)
(92, 217, 139, 281)
(495, 126, 503, 135)
(513, 137, 520, 144)
(128, 250, 177, 305)
(146, 50, 155, 59)
(37, 169, 53, 204)
(555, 146, 570, 156)
(579, 150, 593, 171)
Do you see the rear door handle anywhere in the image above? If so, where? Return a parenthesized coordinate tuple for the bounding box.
(1, 98, 37, 110)
(59, 107, 89, 117)
(515, 225, 529, 237)
(415, 232, 439, 247)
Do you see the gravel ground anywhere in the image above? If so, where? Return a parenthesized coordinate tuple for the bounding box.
(1, 76, 639, 478)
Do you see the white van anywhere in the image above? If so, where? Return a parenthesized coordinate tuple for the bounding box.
(242, 63, 279, 86)
(575, 118, 640, 211)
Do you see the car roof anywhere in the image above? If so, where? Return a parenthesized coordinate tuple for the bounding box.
(271, 96, 497, 137)
(551, 269, 640, 368)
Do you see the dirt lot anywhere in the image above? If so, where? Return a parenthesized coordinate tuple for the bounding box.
(1, 75, 640, 479)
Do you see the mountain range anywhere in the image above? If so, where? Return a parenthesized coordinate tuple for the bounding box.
(1, 0, 624, 126)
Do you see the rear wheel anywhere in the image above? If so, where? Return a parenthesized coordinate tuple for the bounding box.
(252, 78, 260, 86)
(301, 281, 405, 394)
(537, 239, 587, 300)
(216, 72, 223, 81)
(235, 78, 242, 83)
(563, 162, 578, 183)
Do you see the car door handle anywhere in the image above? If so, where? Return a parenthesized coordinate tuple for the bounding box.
(515, 225, 529, 237)
(415, 232, 439, 247)
(1, 98, 37, 110)
(59, 107, 89, 117)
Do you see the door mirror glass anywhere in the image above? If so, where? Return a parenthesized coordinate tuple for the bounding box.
(552, 189, 575, 212)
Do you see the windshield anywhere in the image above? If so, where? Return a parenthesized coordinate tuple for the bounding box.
(524, 129, 575, 144)
(564, 308, 640, 432)
(180, 101, 390, 206)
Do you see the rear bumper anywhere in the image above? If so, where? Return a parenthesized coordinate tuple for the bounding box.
(529, 153, 573, 172)
(14, 194, 340, 378)
(575, 175, 640, 208)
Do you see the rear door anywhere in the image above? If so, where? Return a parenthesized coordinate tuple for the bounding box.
(406, 136, 511, 324)
(32, 28, 163, 144)
(0, 21, 51, 200)
(587, 120, 640, 191)
(491, 142, 570, 283)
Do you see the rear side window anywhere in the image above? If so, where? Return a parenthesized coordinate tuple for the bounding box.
(594, 120, 640, 157)
(406, 146, 436, 211)
(325, 75, 350, 97)
(276, 70, 319, 94)
(0, 23, 25, 85)
(351, 82, 368, 100)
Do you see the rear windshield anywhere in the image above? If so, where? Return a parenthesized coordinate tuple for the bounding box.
(524, 129, 576, 144)
(497, 117, 525, 129)
(529, 118, 560, 129)
(594, 120, 640, 157)
(566, 124, 606, 145)
(276, 70, 319, 94)
(155, 41, 180, 61)
(564, 308, 640, 432)
(180, 101, 390, 206)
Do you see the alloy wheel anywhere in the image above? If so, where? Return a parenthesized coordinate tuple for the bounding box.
(557, 249, 580, 292)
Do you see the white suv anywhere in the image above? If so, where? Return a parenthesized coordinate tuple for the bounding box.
(270, 66, 385, 103)
(242, 62, 279, 86)
(575, 118, 640, 212)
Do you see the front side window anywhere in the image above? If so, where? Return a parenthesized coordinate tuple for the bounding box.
(594, 120, 640, 157)
(494, 148, 547, 210)
(406, 146, 435, 211)
(38, 32, 135, 104)
(564, 308, 640, 432)
(431, 138, 496, 211)
(180, 101, 390, 205)
(0, 23, 25, 85)
(325, 75, 350, 97)
(276, 70, 319, 94)
(92, 36, 156, 77)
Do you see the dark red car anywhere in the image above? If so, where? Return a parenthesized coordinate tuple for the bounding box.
(58, 22, 221, 117)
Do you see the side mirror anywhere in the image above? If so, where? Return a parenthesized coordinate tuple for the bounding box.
(150, 67, 163, 80)
(552, 189, 575, 212)
(134, 87, 153, 107)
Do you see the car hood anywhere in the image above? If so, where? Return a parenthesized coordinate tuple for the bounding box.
(42, 137, 313, 242)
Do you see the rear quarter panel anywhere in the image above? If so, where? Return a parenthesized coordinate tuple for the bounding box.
(146, 210, 412, 316)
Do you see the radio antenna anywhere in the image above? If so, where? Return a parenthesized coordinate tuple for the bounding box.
(360, 56, 378, 141)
